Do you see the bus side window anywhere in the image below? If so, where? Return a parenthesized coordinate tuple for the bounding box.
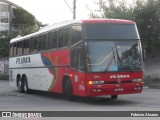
(42, 34, 47, 50)
(38, 34, 47, 51)
(53, 31, 57, 49)
(13, 43, 17, 56)
(71, 45, 85, 71)
(48, 31, 57, 50)
(17, 41, 23, 55)
(38, 35, 42, 51)
(58, 27, 69, 48)
(24, 39, 30, 54)
(77, 46, 85, 71)
(31, 37, 38, 53)
(71, 48, 77, 69)
(71, 25, 82, 45)
(48, 31, 53, 49)
(10, 44, 13, 57)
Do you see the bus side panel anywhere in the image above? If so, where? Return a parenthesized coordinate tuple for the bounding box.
(42, 49, 71, 93)
(9, 54, 53, 91)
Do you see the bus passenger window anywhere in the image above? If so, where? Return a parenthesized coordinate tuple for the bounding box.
(10, 44, 13, 57)
(13, 43, 17, 56)
(77, 47, 85, 71)
(17, 41, 23, 55)
(58, 27, 69, 48)
(38, 34, 47, 51)
(53, 31, 57, 49)
(71, 48, 77, 69)
(71, 46, 85, 71)
(31, 37, 38, 53)
(38, 35, 42, 51)
(48, 32, 53, 49)
(71, 25, 82, 45)
(42, 34, 47, 50)
(24, 40, 30, 54)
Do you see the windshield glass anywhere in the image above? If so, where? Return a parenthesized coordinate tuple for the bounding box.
(87, 41, 142, 72)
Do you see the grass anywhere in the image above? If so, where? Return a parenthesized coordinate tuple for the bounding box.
(0, 75, 9, 80)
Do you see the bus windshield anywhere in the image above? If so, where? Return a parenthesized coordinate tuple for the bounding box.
(87, 41, 143, 72)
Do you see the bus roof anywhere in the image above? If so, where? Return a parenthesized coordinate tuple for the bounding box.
(82, 19, 135, 24)
(10, 19, 135, 43)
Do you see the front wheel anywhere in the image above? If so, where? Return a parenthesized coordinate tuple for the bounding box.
(111, 95, 118, 100)
(64, 79, 74, 101)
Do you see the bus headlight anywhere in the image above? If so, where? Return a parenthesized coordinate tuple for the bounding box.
(88, 80, 104, 85)
(132, 79, 142, 83)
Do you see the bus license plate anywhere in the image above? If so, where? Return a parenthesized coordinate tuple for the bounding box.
(115, 88, 124, 92)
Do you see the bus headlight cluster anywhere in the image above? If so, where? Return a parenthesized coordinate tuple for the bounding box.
(132, 79, 142, 83)
(88, 80, 104, 85)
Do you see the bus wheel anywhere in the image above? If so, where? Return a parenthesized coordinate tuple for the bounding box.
(17, 77, 24, 93)
(23, 77, 30, 94)
(64, 78, 74, 101)
(111, 95, 118, 100)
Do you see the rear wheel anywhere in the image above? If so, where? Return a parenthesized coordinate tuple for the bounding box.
(111, 95, 118, 100)
(64, 78, 74, 101)
(23, 77, 30, 94)
(17, 77, 24, 93)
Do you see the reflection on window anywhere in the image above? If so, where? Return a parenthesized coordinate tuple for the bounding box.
(17, 41, 23, 55)
(71, 25, 82, 45)
(10, 44, 13, 57)
(71, 45, 85, 71)
(117, 42, 142, 70)
(58, 27, 69, 48)
(23, 40, 30, 54)
(31, 37, 38, 53)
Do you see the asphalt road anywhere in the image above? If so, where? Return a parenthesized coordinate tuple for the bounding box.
(0, 80, 160, 120)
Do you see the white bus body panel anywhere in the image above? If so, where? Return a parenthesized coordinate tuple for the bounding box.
(9, 53, 53, 91)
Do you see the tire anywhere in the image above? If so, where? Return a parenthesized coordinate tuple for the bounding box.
(17, 76, 24, 93)
(64, 78, 74, 101)
(111, 95, 118, 100)
(23, 77, 30, 94)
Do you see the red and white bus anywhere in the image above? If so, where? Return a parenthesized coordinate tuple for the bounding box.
(9, 19, 144, 100)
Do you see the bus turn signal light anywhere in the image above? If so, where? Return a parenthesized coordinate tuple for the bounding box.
(88, 80, 104, 85)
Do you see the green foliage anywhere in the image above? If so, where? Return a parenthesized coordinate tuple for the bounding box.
(0, 36, 10, 57)
(90, 0, 160, 58)
(12, 8, 38, 36)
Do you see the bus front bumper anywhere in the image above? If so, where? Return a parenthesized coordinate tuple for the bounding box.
(86, 82, 144, 97)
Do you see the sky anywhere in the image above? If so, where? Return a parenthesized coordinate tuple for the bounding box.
(8, 0, 98, 25)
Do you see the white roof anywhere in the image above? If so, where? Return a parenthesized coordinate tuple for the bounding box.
(10, 18, 135, 43)
(10, 19, 81, 43)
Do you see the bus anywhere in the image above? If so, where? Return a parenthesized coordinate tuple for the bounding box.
(9, 19, 144, 100)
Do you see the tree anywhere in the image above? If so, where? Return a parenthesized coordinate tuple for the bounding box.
(12, 8, 38, 36)
(90, 0, 160, 58)
(0, 36, 10, 57)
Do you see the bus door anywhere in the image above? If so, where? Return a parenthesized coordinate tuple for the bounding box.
(71, 44, 86, 96)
